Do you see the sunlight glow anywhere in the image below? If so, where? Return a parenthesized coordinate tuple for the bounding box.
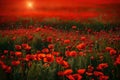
(27, 2, 33, 9)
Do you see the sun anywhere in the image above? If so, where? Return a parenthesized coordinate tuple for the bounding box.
(27, 2, 33, 9)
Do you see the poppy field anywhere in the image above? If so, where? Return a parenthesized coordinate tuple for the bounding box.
(0, 21, 120, 80)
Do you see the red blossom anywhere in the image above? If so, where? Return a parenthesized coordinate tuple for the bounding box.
(61, 60, 69, 68)
(110, 49, 116, 55)
(93, 71, 104, 77)
(52, 51, 59, 56)
(11, 60, 20, 66)
(5, 66, 11, 73)
(57, 71, 64, 76)
(72, 26, 77, 29)
(114, 54, 120, 65)
(72, 74, 82, 80)
(76, 43, 86, 50)
(69, 51, 77, 57)
(80, 36, 86, 41)
(15, 51, 22, 57)
(66, 75, 75, 80)
(48, 44, 54, 49)
(97, 63, 108, 70)
(22, 43, 31, 51)
(4, 50, 8, 54)
(56, 57, 63, 64)
(1, 55, 6, 60)
(37, 53, 46, 60)
(63, 69, 73, 75)
(35, 27, 41, 32)
(86, 72, 93, 76)
(28, 35, 33, 40)
(11, 36, 16, 41)
(42, 48, 49, 53)
(43, 54, 54, 63)
(105, 47, 113, 51)
(99, 75, 109, 80)
(64, 39, 71, 44)
(66, 51, 77, 57)
(47, 36, 52, 42)
(15, 45, 22, 50)
(77, 69, 86, 75)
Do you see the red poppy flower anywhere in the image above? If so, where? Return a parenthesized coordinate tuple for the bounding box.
(15, 45, 21, 50)
(43, 54, 54, 63)
(48, 44, 54, 49)
(99, 75, 109, 80)
(15, 51, 22, 57)
(66, 75, 75, 80)
(76, 43, 86, 50)
(52, 52, 59, 56)
(64, 39, 70, 44)
(61, 60, 69, 68)
(25, 46, 31, 51)
(77, 69, 86, 75)
(10, 51, 15, 56)
(4, 50, 8, 54)
(110, 49, 116, 55)
(11, 60, 20, 66)
(31, 54, 37, 61)
(97, 63, 108, 70)
(99, 55, 104, 61)
(79, 52, 85, 56)
(69, 51, 77, 57)
(90, 56, 94, 60)
(11, 36, 16, 41)
(42, 48, 49, 53)
(80, 36, 86, 41)
(72, 26, 77, 29)
(72, 74, 82, 80)
(115, 54, 120, 65)
(5, 66, 11, 73)
(28, 35, 33, 40)
(25, 54, 32, 61)
(88, 65, 94, 72)
(87, 28, 92, 33)
(35, 27, 41, 32)
(86, 72, 93, 76)
(56, 57, 63, 64)
(0, 60, 4, 66)
(65, 50, 70, 57)
(37, 53, 46, 60)
(47, 36, 52, 42)
(105, 47, 113, 51)
(25, 54, 36, 61)
(1, 55, 6, 60)
(57, 71, 64, 76)
(22, 43, 28, 49)
(93, 71, 104, 77)
(1, 64, 7, 70)
(22, 44, 31, 51)
(64, 69, 73, 75)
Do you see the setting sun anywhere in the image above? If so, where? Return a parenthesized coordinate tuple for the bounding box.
(27, 2, 33, 9)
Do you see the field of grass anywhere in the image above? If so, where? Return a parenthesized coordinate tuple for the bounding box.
(0, 20, 120, 80)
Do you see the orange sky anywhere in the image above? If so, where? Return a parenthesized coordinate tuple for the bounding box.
(0, 0, 120, 22)
(0, 0, 120, 12)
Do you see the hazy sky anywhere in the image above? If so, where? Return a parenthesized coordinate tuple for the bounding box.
(0, 0, 120, 22)
(0, 0, 120, 12)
